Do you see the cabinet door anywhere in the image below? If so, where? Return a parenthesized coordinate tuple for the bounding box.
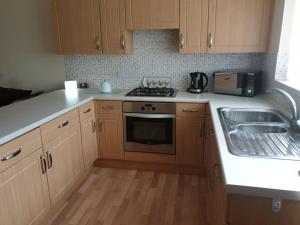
(100, 0, 133, 54)
(208, 171, 227, 225)
(228, 195, 278, 225)
(98, 115, 124, 160)
(208, 0, 274, 53)
(176, 116, 204, 166)
(205, 117, 227, 225)
(125, 0, 179, 30)
(277, 200, 300, 225)
(44, 123, 84, 205)
(179, 0, 209, 53)
(52, 0, 102, 54)
(80, 114, 98, 171)
(0, 149, 50, 225)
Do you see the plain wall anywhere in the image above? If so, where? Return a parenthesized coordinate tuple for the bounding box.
(268, 0, 285, 53)
(0, 0, 66, 92)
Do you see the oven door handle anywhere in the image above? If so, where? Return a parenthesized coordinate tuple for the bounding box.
(123, 113, 176, 119)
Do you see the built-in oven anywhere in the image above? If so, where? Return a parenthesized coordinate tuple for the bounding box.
(123, 102, 176, 155)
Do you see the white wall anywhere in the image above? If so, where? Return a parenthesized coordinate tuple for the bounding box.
(0, 0, 66, 92)
(268, 0, 285, 53)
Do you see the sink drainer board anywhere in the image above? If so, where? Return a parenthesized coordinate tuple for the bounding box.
(218, 107, 300, 160)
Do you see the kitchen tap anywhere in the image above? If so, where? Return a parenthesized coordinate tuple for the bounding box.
(266, 88, 300, 131)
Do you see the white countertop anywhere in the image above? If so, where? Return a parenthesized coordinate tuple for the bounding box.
(1, 88, 300, 200)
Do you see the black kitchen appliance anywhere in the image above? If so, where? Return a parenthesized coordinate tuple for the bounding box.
(123, 102, 176, 155)
(188, 72, 208, 93)
(213, 71, 262, 97)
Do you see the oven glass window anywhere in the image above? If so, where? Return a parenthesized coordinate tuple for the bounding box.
(126, 117, 173, 145)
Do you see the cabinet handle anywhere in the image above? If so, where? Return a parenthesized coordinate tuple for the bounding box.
(102, 106, 116, 110)
(40, 155, 47, 174)
(213, 163, 222, 181)
(92, 120, 96, 133)
(200, 123, 204, 137)
(96, 34, 101, 51)
(98, 119, 103, 132)
(46, 151, 53, 169)
(208, 168, 215, 190)
(1, 148, 21, 161)
(180, 33, 184, 49)
(209, 128, 215, 136)
(120, 34, 125, 50)
(58, 120, 69, 128)
(182, 109, 199, 113)
(83, 108, 91, 114)
(208, 33, 214, 49)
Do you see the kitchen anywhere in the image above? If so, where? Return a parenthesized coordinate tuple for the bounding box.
(0, 0, 300, 225)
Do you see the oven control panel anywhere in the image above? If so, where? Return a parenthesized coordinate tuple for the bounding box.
(141, 104, 156, 112)
(123, 102, 176, 114)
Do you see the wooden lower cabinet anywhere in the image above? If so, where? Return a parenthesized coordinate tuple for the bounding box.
(97, 114, 124, 160)
(43, 122, 84, 206)
(96, 101, 124, 160)
(176, 103, 205, 166)
(226, 194, 300, 225)
(0, 148, 50, 225)
(205, 115, 227, 225)
(205, 108, 300, 225)
(79, 102, 98, 171)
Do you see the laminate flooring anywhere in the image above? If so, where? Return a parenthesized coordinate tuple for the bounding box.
(51, 168, 208, 225)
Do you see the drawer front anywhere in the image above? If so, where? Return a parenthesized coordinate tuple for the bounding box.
(176, 103, 205, 117)
(0, 128, 42, 173)
(79, 101, 95, 121)
(40, 109, 80, 145)
(96, 101, 122, 115)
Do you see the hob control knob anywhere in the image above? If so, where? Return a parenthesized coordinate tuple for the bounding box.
(152, 107, 156, 111)
(141, 107, 145, 111)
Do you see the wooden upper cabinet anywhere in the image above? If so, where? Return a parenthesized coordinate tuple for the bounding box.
(52, 0, 102, 54)
(100, 0, 133, 54)
(125, 0, 179, 30)
(179, 0, 209, 53)
(207, 0, 274, 53)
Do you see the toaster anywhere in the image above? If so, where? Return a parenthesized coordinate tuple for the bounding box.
(213, 71, 262, 97)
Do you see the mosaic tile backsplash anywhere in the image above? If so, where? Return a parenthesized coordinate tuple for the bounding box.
(65, 30, 264, 90)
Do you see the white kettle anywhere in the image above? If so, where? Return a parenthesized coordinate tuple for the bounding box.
(100, 80, 112, 93)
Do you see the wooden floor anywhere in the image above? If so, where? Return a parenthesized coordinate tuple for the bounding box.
(51, 168, 208, 225)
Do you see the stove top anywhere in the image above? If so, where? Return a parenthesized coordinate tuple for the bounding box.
(126, 88, 176, 97)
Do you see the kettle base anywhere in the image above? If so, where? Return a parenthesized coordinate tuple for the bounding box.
(187, 88, 207, 94)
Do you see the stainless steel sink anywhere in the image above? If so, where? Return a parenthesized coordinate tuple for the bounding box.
(236, 124, 287, 134)
(218, 108, 300, 160)
(221, 108, 285, 123)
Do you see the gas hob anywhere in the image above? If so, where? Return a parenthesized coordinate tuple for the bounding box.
(126, 88, 176, 97)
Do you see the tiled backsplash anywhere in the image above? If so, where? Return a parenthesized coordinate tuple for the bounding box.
(65, 30, 264, 90)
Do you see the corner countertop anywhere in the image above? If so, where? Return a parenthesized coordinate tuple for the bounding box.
(1, 88, 300, 200)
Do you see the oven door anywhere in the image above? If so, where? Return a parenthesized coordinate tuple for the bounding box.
(123, 113, 176, 155)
